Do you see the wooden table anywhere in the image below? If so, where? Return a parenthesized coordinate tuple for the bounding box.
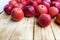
(0, 12, 60, 40)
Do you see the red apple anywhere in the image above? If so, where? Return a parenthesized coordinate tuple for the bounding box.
(26, 0, 31, 4)
(32, 1, 38, 7)
(48, 6, 59, 18)
(30, 1, 38, 8)
(51, 1, 60, 9)
(23, 5, 35, 17)
(42, 1, 50, 8)
(55, 0, 60, 2)
(37, 14, 51, 27)
(15, 3, 24, 9)
(20, 0, 27, 6)
(11, 8, 24, 21)
(35, 0, 42, 4)
(4, 4, 13, 15)
(43, 0, 51, 3)
(55, 14, 60, 24)
(36, 4, 48, 17)
(16, 0, 21, 3)
(9, 0, 18, 7)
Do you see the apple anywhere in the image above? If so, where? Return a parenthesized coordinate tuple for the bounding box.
(4, 4, 13, 15)
(35, 0, 42, 4)
(43, 0, 51, 3)
(30, 1, 38, 8)
(48, 6, 59, 18)
(20, 0, 27, 6)
(51, 1, 60, 9)
(15, 3, 24, 9)
(9, 0, 18, 7)
(37, 14, 51, 27)
(55, 14, 60, 24)
(36, 4, 48, 17)
(26, 0, 31, 4)
(55, 0, 60, 2)
(16, 0, 21, 3)
(32, 1, 38, 7)
(42, 1, 50, 8)
(11, 8, 24, 21)
(23, 5, 35, 17)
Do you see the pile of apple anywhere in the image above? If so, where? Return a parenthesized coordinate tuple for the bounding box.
(4, 0, 60, 27)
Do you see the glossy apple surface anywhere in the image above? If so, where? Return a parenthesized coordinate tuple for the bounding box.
(4, 4, 13, 15)
(37, 14, 51, 27)
(23, 5, 35, 17)
(36, 4, 48, 17)
(51, 1, 60, 9)
(48, 7, 59, 18)
(42, 1, 50, 8)
(9, 0, 18, 7)
(55, 14, 60, 24)
(11, 8, 24, 21)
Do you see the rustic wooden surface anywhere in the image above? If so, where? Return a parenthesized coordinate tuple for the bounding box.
(0, 12, 60, 40)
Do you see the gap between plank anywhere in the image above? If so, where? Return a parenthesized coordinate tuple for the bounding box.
(50, 23, 56, 40)
(33, 17, 35, 40)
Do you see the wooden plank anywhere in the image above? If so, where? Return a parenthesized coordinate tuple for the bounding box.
(51, 20, 60, 40)
(0, 12, 34, 40)
(0, 12, 11, 32)
(34, 18, 42, 40)
(34, 18, 55, 40)
(44, 25, 55, 40)
(9, 17, 34, 40)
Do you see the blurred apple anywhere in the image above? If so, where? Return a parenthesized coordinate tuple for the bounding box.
(9, 0, 18, 7)
(20, 0, 27, 6)
(55, 0, 60, 2)
(15, 3, 24, 9)
(16, 0, 21, 3)
(30, 1, 38, 8)
(55, 14, 60, 24)
(51, 1, 60, 9)
(35, 0, 42, 4)
(4, 4, 13, 15)
(37, 14, 51, 27)
(11, 8, 24, 21)
(36, 4, 48, 17)
(42, 1, 50, 8)
(48, 6, 59, 18)
(43, 0, 51, 3)
(23, 5, 35, 17)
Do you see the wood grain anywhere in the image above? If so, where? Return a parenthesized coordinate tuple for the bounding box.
(51, 20, 60, 40)
(0, 12, 60, 40)
(34, 18, 55, 40)
(0, 12, 34, 40)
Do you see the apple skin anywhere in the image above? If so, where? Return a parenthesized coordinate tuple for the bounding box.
(31, 1, 38, 8)
(55, 14, 60, 24)
(55, 0, 60, 2)
(48, 7, 59, 18)
(16, 0, 21, 3)
(42, 1, 50, 8)
(23, 5, 35, 17)
(11, 8, 24, 21)
(4, 4, 13, 15)
(37, 14, 51, 27)
(9, 0, 18, 7)
(36, 4, 48, 17)
(43, 0, 51, 3)
(26, 0, 31, 4)
(35, 0, 42, 4)
(51, 1, 60, 9)
(15, 3, 24, 9)
(20, 0, 27, 7)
